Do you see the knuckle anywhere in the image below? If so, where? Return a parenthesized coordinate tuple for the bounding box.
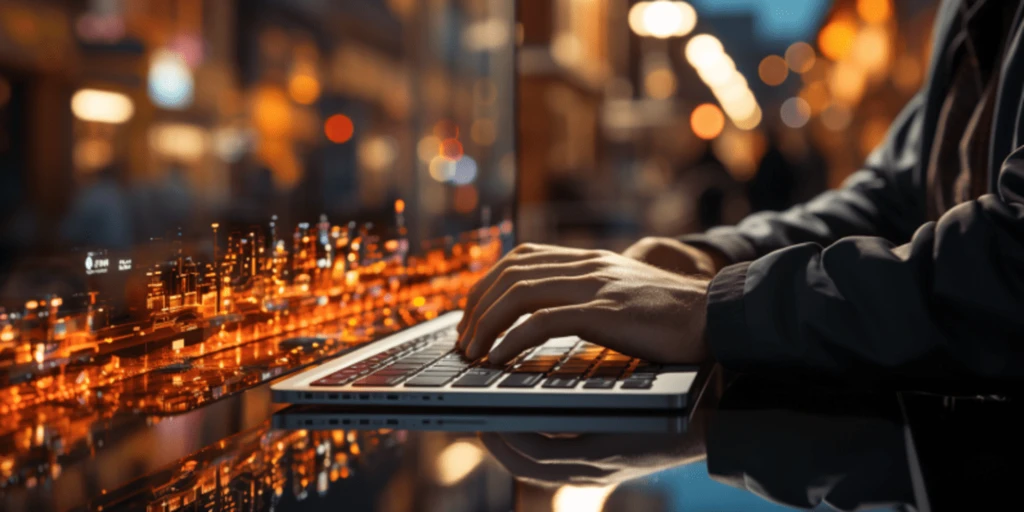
(514, 243, 538, 254)
(510, 280, 534, 294)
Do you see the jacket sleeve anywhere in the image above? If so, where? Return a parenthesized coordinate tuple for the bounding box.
(680, 94, 928, 263)
(705, 143, 1024, 383)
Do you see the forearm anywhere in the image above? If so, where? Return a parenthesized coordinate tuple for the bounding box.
(703, 184, 1024, 385)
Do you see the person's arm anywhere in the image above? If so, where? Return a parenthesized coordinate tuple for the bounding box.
(682, 94, 928, 266)
(707, 142, 1024, 384)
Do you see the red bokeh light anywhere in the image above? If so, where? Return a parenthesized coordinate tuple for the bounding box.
(325, 114, 355, 144)
(440, 138, 464, 160)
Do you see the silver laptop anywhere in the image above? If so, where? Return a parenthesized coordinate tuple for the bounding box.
(271, 311, 706, 409)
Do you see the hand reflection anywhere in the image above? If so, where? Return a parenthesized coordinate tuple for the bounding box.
(480, 429, 706, 487)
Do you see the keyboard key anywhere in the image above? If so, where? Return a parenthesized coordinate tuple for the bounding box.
(542, 377, 579, 389)
(417, 370, 462, 378)
(498, 373, 544, 388)
(582, 377, 616, 389)
(373, 368, 413, 377)
(452, 370, 503, 388)
(405, 375, 455, 387)
(590, 367, 624, 377)
(352, 375, 405, 387)
(513, 365, 553, 373)
(621, 378, 654, 389)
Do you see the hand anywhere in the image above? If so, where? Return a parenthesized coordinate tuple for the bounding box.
(480, 431, 706, 487)
(622, 237, 726, 277)
(455, 243, 711, 364)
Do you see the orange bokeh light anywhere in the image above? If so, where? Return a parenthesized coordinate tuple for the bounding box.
(857, 0, 892, 24)
(818, 18, 858, 61)
(394, 199, 405, 213)
(433, 119, 459, 140)
(758, 55, 789, 86)
(690, 103, 725, 140)
(454, 185, 479, 214)
(324, 114, 354, 144)
(440, 138, 464, 160)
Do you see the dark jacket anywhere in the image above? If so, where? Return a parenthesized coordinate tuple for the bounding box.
(685, 0, 1024, 384)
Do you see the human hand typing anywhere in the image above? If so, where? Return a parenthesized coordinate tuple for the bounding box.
(455, 243, 711, 364)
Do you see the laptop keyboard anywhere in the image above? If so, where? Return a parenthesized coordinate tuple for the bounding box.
(309, 327, 662, 390)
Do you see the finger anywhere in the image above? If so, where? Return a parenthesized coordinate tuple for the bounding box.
(457, 246, 597, 334)
(487, 302, 605, 364)
(457, 260, 598, 351)
(465, 279, 597, 360)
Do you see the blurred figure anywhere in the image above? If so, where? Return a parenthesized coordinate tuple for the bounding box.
(748, 124, 827, 213)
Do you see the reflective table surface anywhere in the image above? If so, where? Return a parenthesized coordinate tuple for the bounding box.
(2, 366, 1020, 512)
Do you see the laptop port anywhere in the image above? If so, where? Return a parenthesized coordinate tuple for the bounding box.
(328, 419, 339, 425)
(327, 393, 338, 400)
(342, 419, 351, 425)
(386, 419, 398, 426)
(386, 394, 398, 401)
(304, 393, 313, 399)
(359, 419, 369, 425)
(359, 394, 369, 400)
(342, 394, 351, 400)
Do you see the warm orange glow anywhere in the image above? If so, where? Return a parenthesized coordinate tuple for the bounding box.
(433, 119, 459, 140)
(394, 199, 405, 213)
(288, 74, 321, 105)
(830, 60, 867, 105)
(644, 68, 677, 99)
(25, 300, 38, 310)
(324, 115, 355, 144)
(857, 0, 892, 24)
(785, 42, 817, 73)
(417, 136, 441, 162)
(440, 138, 464, 160)
(818, 18, 858, 61)
(454, 186, 479, 214)
(799, 80, 830, 113)
(690, 103, 725, 140)
(852, 25, 891, 75)
(758, 55, 788, 86)
(860, 115, 890, 156)
(470, 119, 496, 146)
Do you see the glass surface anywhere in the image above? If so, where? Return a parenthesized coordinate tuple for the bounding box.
(0, 0, 515, 483)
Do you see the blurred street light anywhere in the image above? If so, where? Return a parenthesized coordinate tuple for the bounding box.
(818, 17, 857, 61)
(785, 42, 817, 73)
(690, 103, 725, 140)
(685, 34, 761, 130)
(857, 0, 893, 24)
(780, 97, 812, 128)
(71, 89, 134, 124)
(758, 55, 788, 86)
(628, 1, 697, 39)
(148, 49, 195, 110)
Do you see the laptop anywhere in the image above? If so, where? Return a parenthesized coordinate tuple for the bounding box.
(270, 1, 706, 411)
(272, 404, 690, 433)
(271, 311, 706, 409)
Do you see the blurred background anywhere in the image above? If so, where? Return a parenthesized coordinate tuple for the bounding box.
(0, 0, 517, 278)
(0, 0, 937, 259)
(516, 0, 935, 249)
(0, 2, 942, 511)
